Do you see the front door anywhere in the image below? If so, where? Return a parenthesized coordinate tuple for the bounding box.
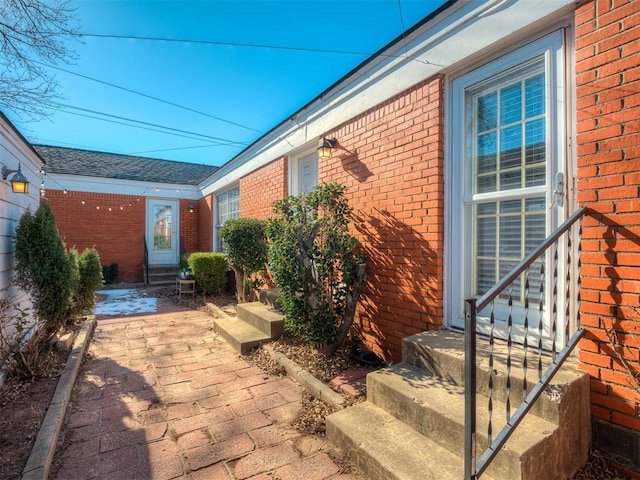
(448, 31, 569, 346)
(146, 198, 179, 265)
(294, 151, 318, 195)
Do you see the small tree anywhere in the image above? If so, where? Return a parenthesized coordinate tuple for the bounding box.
(14, 200, 72, 330)
(267, 182, 366, 354)
(73, 248, 104, 315)
(220, 217, 268, 303)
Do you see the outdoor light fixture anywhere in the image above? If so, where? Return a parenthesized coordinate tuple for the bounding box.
(2, 164, 29, 194)
(188, 202, 195, 213)
(318, 137, 336, 158)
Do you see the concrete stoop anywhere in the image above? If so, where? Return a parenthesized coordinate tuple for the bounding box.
(326, 330, 591, 480)
(212, 300, 284, 355)
(145, 264, 181, 285)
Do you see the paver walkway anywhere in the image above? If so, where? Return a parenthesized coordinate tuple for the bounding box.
(52, 294, 362, 480)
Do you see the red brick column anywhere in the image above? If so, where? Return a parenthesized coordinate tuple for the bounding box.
(576, 0, 640, 437)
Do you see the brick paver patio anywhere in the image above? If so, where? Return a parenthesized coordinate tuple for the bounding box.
(52, 294, 362, 479)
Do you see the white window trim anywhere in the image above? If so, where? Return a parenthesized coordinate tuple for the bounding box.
(444, 28, 569, 341)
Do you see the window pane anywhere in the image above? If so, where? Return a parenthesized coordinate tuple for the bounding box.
(525, 166, 546, 187)
(476, 259, 496, 296)
(500, 170, 521, 190)
(500, 84, 522, 125)
(478, 174, 497, 193)
(477, 216, 496, 256)
(478, 92, 497, 132)
(500, 125, 522, 170)
(477, 202, 496, 215)
(477, 132, 497, 173)
(525, 74, 545, 118)
(525, 118, 546, 165)
(499, 215, 521, 257)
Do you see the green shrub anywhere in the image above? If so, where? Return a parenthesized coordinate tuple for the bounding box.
(14, 200, 73, 330)
(102, 263, 118, 284)
(187, 252, 228, 294)
(74, 248, 103, 315)
(219, 217, 267, 303)
(267, 183, 367, 354)
(67, 248, 81, 317)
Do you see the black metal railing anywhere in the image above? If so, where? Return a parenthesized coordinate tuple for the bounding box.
(464, 207, 588, 480)
(143, 235, 149, 285)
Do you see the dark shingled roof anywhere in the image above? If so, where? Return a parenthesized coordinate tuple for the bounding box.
(34, 145, 218, 185)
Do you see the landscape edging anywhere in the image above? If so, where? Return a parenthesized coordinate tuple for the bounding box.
(22, 315, 96, 480)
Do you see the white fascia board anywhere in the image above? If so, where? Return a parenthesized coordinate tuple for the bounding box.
(46, 173, 201, 199)
(199, 0, 576, 196)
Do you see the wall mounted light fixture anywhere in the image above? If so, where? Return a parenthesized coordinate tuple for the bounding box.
(188, 202, 195, 213)
(2, 164, 29, 193)
(318, 137, 337, 158)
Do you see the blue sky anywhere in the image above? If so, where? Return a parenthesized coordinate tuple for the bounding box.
(6, 0, 448, 166)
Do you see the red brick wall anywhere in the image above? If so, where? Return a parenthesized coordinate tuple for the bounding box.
(319, 76, 445, 362)
(179, 198, 199, 254)
(46, 190, 145, 283)
(197, 194, 213, 252)
(47, 191, 201, 282)
(240, 157, 288, 219)
(576, 0, 640, 432)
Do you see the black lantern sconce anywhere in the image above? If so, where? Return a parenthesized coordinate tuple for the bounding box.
(188, 202, 195, 213)
(2, 164, 29, 194)
(317, 137, 337, 158)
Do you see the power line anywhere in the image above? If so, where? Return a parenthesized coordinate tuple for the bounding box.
(130, 143, 225, 155)
(79, 32, 381, 57)
(35, 60, 264, 134)
(48, 105, 247, 147)
(49, 102, 250, 146)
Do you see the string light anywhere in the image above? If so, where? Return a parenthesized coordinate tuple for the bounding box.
(39, 180, 195, 213)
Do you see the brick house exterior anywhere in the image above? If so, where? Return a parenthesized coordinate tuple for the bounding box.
(28, 0, 640, 472)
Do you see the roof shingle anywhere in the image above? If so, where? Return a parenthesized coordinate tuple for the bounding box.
(35, 145, 217, 185)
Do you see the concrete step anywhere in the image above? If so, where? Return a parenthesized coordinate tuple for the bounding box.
(326, 401, 496, 480)
(258, 288, 281, 310)
(236, 302, 284, 339)
(367, 362, 567, 480)
(212, 315, 271, 355)
(146, 264, 180, 285)
(401, 330, 589, 424)
(327, 329, 591, 480)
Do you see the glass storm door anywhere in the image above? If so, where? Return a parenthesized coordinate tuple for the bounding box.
(448, 31, 567, 345)
(146, 199, 179, 265)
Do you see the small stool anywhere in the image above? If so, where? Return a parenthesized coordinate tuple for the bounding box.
(176, 279, 196, 300)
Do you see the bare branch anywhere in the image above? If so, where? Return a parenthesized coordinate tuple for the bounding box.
(0, 0, 79, 120)
(602, 323, 640, 395)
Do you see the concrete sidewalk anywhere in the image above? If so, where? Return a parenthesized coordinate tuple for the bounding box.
(51, 295, 363, 479)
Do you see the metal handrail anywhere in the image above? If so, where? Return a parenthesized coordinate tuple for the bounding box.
(464, 206, 588, 480)
(143, 235, 149, 285)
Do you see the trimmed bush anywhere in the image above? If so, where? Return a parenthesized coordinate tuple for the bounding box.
(187, 252, 228, 294)
(219, 217, 267, 303)
(14, 200, 72, 330)
(74, 248, 104, 315)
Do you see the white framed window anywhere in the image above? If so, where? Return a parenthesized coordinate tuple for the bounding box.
(215, 185, 239, 251)
(446, 29, 569, 344)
